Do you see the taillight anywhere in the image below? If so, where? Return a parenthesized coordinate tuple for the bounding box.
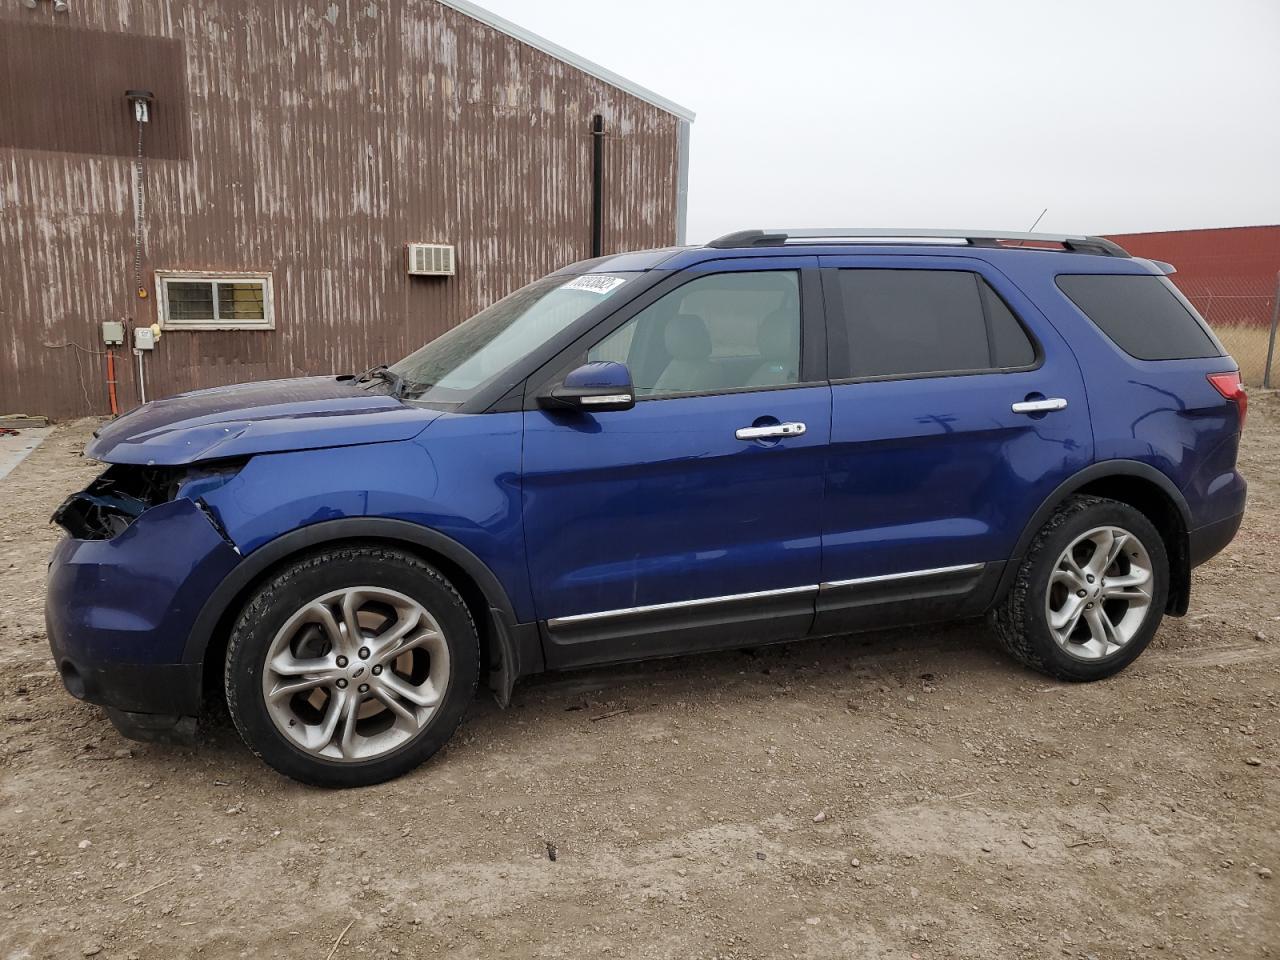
(1207, 371, 1247, 431)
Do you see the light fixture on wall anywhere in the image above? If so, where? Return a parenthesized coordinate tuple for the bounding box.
(126, 89, 155, 124)
(53, 0, 69, 12)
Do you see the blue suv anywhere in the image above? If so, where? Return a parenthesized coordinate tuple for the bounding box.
(47, 229, 1248, 786)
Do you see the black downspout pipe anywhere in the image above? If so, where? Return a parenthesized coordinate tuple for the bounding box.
(591, 114, 604, 258)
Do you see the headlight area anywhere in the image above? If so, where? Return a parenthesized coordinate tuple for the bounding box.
(45, 462, 250, 727)
(52, 462, 245, 542)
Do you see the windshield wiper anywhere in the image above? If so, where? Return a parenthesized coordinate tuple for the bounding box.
(356, 364, 406, 397)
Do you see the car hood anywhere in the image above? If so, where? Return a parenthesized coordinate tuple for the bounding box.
(86, 376, 442, 465)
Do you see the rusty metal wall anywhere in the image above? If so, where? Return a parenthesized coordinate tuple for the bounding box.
(0, 1, 680, 420)
(0, 23, 191, 160)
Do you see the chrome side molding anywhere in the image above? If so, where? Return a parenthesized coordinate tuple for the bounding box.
(821, 562, 985, 590)
(546, 562, 988, 626)
(547, 584, 817, 627)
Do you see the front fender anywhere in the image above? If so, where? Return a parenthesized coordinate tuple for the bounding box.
(186, 418, 537, 693)
(180, 516, 540, 700)
(197, 414, 532, 622)
(62, 413, 540, 712)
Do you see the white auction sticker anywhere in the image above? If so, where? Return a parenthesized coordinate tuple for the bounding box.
(560, 275, 629, 295)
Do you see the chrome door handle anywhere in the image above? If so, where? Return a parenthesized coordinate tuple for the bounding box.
(736, 421, 807, 441)
(1011, 398, 1068, 414)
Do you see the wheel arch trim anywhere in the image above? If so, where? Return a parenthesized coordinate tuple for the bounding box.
(182, 517, 533, 689)
(997, 460, 1191, 610)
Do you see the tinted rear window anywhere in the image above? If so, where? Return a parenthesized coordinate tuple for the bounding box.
(1056, 274, 1221, 361)
(832, 269, 1036, 379)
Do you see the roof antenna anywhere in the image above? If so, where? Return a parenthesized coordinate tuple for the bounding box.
(1026, 207, 1048, 232)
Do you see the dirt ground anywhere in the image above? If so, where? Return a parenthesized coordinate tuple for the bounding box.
(1, 398, 1277, 960)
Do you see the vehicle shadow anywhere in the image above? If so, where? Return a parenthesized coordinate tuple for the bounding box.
(498, 616, 1017, 712)
(187, 616, 1030, 783)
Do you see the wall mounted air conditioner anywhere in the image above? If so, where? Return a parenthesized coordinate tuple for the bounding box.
(407, 243, 456, 276)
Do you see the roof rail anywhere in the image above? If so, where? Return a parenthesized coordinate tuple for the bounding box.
(704, 228, 1130, 258)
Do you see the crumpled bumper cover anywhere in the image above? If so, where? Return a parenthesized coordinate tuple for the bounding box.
(46, 497, 242, 722)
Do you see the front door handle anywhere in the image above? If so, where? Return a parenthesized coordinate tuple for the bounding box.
(736, 421, 807, 441)
(1011, 398, 1068, 414)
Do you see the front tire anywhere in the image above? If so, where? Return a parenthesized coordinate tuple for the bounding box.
(992, 496, 1169, 681)
(224, 545, 478, 787)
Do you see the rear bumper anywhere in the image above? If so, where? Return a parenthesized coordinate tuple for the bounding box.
(1188, 508, 1244, 568)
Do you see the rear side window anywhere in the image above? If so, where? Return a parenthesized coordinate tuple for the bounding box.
(1056, 274, 1221, 361)
(832, 269, 1036, 379)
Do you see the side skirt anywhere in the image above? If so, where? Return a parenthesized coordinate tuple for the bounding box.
(812, 561, 1003, 636)
(541, 586, 817, 670)
(535, 562, 1004, 672)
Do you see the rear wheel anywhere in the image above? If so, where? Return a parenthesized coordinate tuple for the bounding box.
(992, 496, 1168, 681)
(224, 545, 478, 787)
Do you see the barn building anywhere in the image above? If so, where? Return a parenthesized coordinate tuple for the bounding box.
(0, 0, 693, 420)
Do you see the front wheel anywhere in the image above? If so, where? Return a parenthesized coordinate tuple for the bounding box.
(991, 495, 1169, 681)
(224, 545, 478, 787)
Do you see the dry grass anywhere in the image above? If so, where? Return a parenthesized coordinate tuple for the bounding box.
(1212, 323, 1276, 385)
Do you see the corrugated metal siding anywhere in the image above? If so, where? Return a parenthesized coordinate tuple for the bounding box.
(0, 0, 680, 420)
(1105, 225, 1280, 327)
(0, 23, 190, 159)
(1105, 225, 1280, 386)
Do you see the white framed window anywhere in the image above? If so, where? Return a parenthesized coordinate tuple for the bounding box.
(155, 271, 275, 331)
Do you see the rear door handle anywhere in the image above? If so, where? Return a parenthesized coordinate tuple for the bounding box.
(736, 421, 807, 441)
(1011, 398, 1068, 414)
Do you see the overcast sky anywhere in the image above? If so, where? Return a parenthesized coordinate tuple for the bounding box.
(476, 0, 1280, 243)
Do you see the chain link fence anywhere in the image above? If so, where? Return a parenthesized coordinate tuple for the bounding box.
(1178, 274, 1279, 387)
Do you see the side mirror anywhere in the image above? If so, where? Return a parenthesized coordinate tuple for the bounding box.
(538, 361, 635, 413)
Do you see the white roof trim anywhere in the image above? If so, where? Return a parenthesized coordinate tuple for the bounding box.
(436, 0, 696, 122)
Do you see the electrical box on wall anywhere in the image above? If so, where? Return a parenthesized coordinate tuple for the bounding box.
(101, 321, 125, 346)
(134, 326, 156, 350)
(407, 243, 456, 277)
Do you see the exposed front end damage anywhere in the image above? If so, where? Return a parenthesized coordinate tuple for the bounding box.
(46, 462, 248, 744)
(44, 376, 443, 747)
(52, 462, 244, 543)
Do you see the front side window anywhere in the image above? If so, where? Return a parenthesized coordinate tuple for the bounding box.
(391, 272, 635, 406)
(831, 269, 1036, 379)
(157, 273, 273, 330)
(588, 271, 802, 397)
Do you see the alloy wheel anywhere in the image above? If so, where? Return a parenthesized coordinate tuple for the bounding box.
(261, 586, 450, 762)
(1044, 525, 1154, 661)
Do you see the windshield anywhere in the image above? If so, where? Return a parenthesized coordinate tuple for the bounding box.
(388, 272, 636, 406)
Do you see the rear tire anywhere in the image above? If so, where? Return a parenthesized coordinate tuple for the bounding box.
(224, 545, 478, 787)
(991, 496, 1168, 681)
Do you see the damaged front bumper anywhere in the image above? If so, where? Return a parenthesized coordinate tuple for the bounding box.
(46, 467, 245, 742)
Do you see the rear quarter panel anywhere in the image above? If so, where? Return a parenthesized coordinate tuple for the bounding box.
(993, 253, 1246, 530)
